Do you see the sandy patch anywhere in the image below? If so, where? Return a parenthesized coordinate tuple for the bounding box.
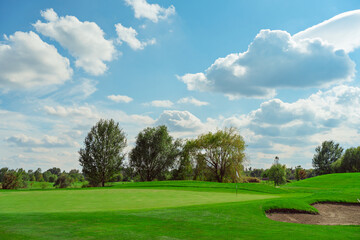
(266, 203, 360, 225)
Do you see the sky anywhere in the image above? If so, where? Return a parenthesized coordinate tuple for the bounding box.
(1, 0, 360, 171)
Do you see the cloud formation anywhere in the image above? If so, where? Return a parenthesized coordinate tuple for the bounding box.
(145, 100, 174, 108)
(179, 29, 355, 98)
(294, 9, 360, 53)
(125, 0, 175, 23)
(33, 8, 116, 75)
(108, 94, 133, 103)
(115, 23, 155, 50)
(6, 134, 78, 148)
(0, 31, 72, 89)
(177, 97, 209, 106)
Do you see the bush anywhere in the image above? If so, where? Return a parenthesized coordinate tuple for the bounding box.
(2, 169, 26, 189)
(242, 177, 261, 183)
(53, 174, 73, 188)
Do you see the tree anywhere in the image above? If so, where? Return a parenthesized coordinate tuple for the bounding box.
(129, 125, 181, 181)
(295, 166, 306, 180)
(312, 140, 343, 175)
(2, 169, 27, 189)
(268, 162, 286, 186)
(53, 173, 73, 188)
(79, 119, 127, 187)
(341, 147, 360, 172)
(190, 127, 246, 183)
(173, 141, 194, 180)
(47, 167, 61, 176)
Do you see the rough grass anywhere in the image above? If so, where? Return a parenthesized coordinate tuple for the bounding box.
(0, 173, 359, 239)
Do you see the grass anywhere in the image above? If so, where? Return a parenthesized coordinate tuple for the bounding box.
(0, 173, 359, 239)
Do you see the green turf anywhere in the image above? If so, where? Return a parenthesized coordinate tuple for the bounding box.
(0, 188, 278, 213)
(0, 173, 359, 239)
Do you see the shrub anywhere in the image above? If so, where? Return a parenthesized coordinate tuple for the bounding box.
(242, 177, 261, 183)
(53, 173, 73, 188)
(2, 169, 26, 189)
(268, 163, 287, 186)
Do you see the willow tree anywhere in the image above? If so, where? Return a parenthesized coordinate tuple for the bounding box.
(191, 127, 246, 183)
(79, 119, 127, 187)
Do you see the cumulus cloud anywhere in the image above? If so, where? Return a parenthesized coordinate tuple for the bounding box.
(115, 23, 156, 50)
(33, 8, 116, 75)
(0, 31, 72, 89)
(223, 85, 360, 146)
(155, 110, 218, 138)
(6, 134, 78, 148)
(294, 9, 360, 53)
(107, 94, 133, 103)
(177, 97, 209, 106)
(125, 0, 175, 23)
(145, 100, 174, 108)
(156, 110, 205, 133)
(179, 29, 355, 98)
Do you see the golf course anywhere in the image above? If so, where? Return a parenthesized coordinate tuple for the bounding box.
(0, 173, 359, 239)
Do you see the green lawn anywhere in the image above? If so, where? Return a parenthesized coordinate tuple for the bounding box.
(0, 173, 359, 239)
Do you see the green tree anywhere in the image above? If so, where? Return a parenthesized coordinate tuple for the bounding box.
(295, 166, 306, 180)
(129, 125, 181, 181)
(312, 140, 343, 175)
(190, 127, 246, 183)
(173, 141, 194, 180)
(341, 147, 360, 172)
(2, 169, 27, 189)
(79, 119, 127, 187)
(53, 173, 73, 188)
(268, 163, 286, 186)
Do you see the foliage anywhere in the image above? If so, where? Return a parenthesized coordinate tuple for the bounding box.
(47, 167, 62, 176)
(341, 146, 360, 172)
(242, 176, 261, 183)
(190, 127, 246, 183)
(79, 119, 127, 187)
(129, 125, 181, 181)
(53, 173, 74, 188)
(1, 169, 27, 189)
(312, 140, 343, 175)
(295, 166, 306, 180)
(172, 141, 194, 180)
(268, 163, 286, 186)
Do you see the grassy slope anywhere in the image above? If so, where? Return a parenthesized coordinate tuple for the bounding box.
(0, 173, 359, 239)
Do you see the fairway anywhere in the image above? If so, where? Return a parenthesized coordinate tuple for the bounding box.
(0, 188, 278, 213)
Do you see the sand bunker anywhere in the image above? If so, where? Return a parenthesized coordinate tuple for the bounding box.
(266, 203, 360, 225)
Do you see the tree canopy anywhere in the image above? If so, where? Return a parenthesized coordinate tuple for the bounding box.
(312, 140, 343, 175)
(129, 125, 181, 181)
(79, 119, 127, 187)
(190, 127, 246, 183)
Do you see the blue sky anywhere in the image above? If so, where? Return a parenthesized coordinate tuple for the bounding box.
(1, 0, 360, 171)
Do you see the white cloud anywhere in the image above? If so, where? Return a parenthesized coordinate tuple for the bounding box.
(294, 9, 360, 53)
(115, 23, 156, 50)
(179, 29, 355, 98)
(177, 97, 209, 106)
(155, 110, 218, 138)
(0, 31, 72, 89)
(6, 134, 78, 148)
(125, 0, 175, 23)
(33, 8, 116, 75)
(44, 105, 99, 119)
(108, 94, 133, 103)
(145, 100, 174, 108)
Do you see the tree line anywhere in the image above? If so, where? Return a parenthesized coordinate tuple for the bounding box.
(79, 119, 246, 187)
(2, 120, 359, 189)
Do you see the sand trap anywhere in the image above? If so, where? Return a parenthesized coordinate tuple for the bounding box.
(266, 203, 360, 225)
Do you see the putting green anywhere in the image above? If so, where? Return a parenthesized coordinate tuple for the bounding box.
(0, 188, 278, 213)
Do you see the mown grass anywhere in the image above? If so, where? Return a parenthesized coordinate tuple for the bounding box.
(0, 173, 359, 239)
